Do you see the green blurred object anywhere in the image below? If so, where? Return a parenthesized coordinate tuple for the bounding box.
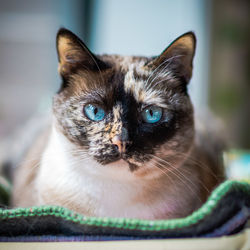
(0, 176, 11, 206)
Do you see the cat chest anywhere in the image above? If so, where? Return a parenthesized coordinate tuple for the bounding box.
(37, 159, 172, 219)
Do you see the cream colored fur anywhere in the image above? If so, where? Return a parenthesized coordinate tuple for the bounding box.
(34, 123, 200, 219)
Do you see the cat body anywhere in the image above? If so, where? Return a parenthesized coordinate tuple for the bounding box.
(11, 29, 224, 219)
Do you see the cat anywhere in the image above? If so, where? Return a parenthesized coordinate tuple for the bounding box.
(11, 28, 225, 220)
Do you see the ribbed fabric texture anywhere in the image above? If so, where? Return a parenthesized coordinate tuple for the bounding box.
(0, 180, 249, 231)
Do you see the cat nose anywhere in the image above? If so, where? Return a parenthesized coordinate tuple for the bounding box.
(112, 135, 126, 154)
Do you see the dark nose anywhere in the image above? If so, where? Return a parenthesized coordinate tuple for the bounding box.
(111, 127, 129, 154)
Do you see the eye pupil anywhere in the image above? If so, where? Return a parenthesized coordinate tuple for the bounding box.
(94, 108, 98, 115)
(149, 109, 153, 116)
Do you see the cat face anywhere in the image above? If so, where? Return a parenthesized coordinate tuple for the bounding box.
(53, 29, 196, 171)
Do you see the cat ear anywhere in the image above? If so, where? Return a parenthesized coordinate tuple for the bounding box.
(147, 32, 196, 84)
(56, 28, 107, 76)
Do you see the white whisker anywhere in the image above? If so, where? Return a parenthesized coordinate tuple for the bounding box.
(150, 154, 202, 203)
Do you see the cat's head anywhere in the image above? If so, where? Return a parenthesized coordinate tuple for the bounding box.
(53, 28, 196, 173)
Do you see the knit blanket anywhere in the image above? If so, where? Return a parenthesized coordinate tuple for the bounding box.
(0, 180, 249, 241)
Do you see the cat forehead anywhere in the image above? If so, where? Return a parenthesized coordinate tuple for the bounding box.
(100, 55, 173, 108)
(123, 64, 173, 108)
(100, 54, 149, 72)
(67, 55, 175, 108)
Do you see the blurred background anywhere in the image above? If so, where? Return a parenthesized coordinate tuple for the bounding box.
(0, 0, 249, 151)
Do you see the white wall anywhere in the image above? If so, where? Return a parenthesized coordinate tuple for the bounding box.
(90, 0, 211, 108)
(0, 0, 85, 138)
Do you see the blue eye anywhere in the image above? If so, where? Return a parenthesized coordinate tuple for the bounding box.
(84, 104, 105, 121)
(142, 106, 162, 123)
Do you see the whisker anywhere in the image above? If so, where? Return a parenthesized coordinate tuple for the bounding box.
(146, 54, 184, 88)
(145, 58, 171, 86)
(180, 166, 210, 194)
(153, 154, 210, 195)
(175, 151, 221, 181)
(150, 155, 202, 203)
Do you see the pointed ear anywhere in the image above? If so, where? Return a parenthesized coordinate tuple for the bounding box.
(56, 28, 107, 76)
(147, 32, 196, 84)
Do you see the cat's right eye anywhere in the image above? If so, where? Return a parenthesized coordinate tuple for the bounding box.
(142, 106, 163, 124)
(84, 104, 105, 121)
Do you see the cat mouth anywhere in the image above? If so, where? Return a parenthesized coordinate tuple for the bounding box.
(121, 156, 142, 171)
(96, 154, 141, 171)
(113, 158, 141, 172)
(126, 161, 140, 171)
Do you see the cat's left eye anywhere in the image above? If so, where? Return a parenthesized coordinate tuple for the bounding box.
(142, 106, 162, 124)
(84, 104, 105, 121)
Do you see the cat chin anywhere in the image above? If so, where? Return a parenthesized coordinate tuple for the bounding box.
(104, 158, 141, 172)
(98, 155, 142, 170)
(105, 159, 130, 168)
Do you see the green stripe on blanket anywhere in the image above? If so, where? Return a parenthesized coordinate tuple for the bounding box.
(0, 180, 249, 238)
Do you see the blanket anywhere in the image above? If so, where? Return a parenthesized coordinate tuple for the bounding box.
(0, 180, 249, 241)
